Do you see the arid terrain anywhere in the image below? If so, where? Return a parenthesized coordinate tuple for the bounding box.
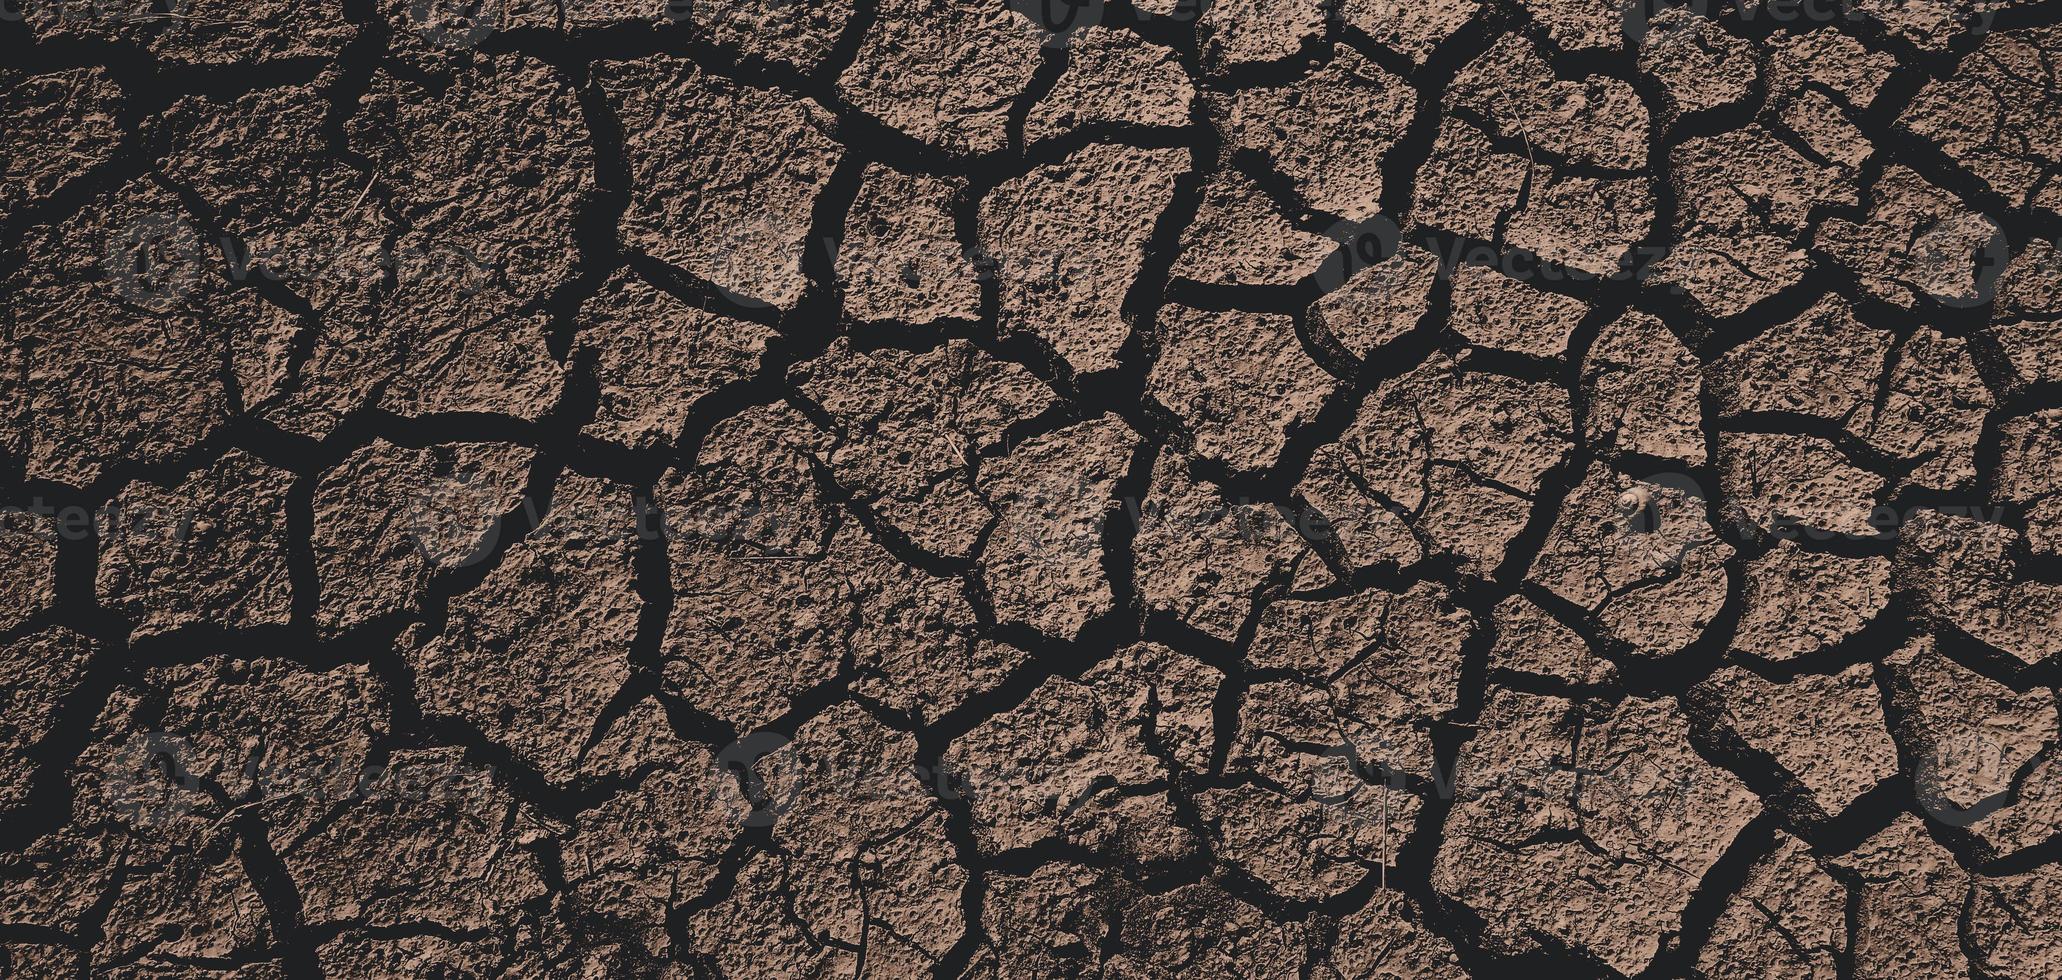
(4, 0, 2062, 975)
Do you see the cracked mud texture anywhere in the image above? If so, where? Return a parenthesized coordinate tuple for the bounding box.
(9, 0, 2062, 977)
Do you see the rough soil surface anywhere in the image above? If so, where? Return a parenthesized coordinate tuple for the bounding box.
(7, 1, 2062, 977)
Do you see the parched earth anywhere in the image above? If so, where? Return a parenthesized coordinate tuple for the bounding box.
(6, 0, 2062, 976)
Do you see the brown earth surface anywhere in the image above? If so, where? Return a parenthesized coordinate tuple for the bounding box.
(6, 0, 2062, 976)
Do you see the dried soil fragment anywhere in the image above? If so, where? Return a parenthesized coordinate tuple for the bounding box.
(1176, 166, 1336, 287)
(1889, 633, 2062, 856)
(1825, 815, 1972, 977)
(345, 58, 587, 414)
(1636, 7, 1755, 116)
(97, 452, 295, 638)
(149, 657, 390, 846)
(1222, 45, 1413, 219)
(1195, 777, 1395, 901)
(1844, 327, 1994, 493)
(1433, 690, 1758, 975)
(666, 0, 855, 72)
(4, 182, 237, 486)
(1148, 304, 1334, 473)
(1520, 0, 1623, 51)
(1135, 450, 1325, 643)
(1440, 38, 1654, 274)
(0, 508, 59, 633)
(1582, 311, 1705, 463)
(1106, 882, 1304, 977)
(658, 403, 845, 731)
(97, 831, 270, 964)
(846, 561, 1001, 721)
(0, 629, 93, 812)
(1991, 240, 2062, 387)
(1700, 662, 1898, 816)
(1025, 27, 1194, 144)
(0, 67, 122, 219)
(1997, 409, 2062, 553)
(980, 863, 1111, 975)
(1897, 510, 2062, 665)
(1695, 832, 1848, 979)
(1198, 0, 1326, 70)
(375, 311, 564, 422)
(410, 474, 644, 784)
(1295, 430, 1427, 573)
(318, 934, 540, 980)
(1502, 172, 1655, 277)
(156, 83, 349, 267)
(1488, 594, 1615, 685)
(675, 852, 837, 975)
(1526, 464, 1732, 658)
(1971, 863, 2062, 979)
(1718, 432, 1885, 538)
(797, 337, 1057, 558)
(1730, 539, 1890, 663)
(563, 730, 731, 955)
(312, 440, 533, 631)
(1709, 294, 1892, 422)
(1448, 264, 1585, 358)
(1815, 165, 2006, 311)
(1450, 35, 1649, 171)
(839, 168, 980, 324)
(1230, 674, 1427, 837)
(286, 747, 549, 932)
(982, 143, 1190, 373)
(977, 414, 1138, 639)
(577, 272, 777, 449)
(1340, 0, 1481, 66)
(1905, 25, 2062, 211)
(1411, 118, 1527, 245)
(603, 55, 841, 310)
(25, 0, 352, 64)
(1309, 242, 1441, 359)
(1767, 22, 1895, 112)
(1852, 0, 2010, 51)
(1316, 892, 1470, 977)
(945, 643, 1218, 861)
(1303, 355, 1573, 573)
(771, 703, 968, 976)
(1240, 582, 1470, 794)
(839, 0, 1044, 155)
(1652, 126, 1852, 316)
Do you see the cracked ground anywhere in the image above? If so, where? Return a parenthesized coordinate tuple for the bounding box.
(6, 0, 2062, 975)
